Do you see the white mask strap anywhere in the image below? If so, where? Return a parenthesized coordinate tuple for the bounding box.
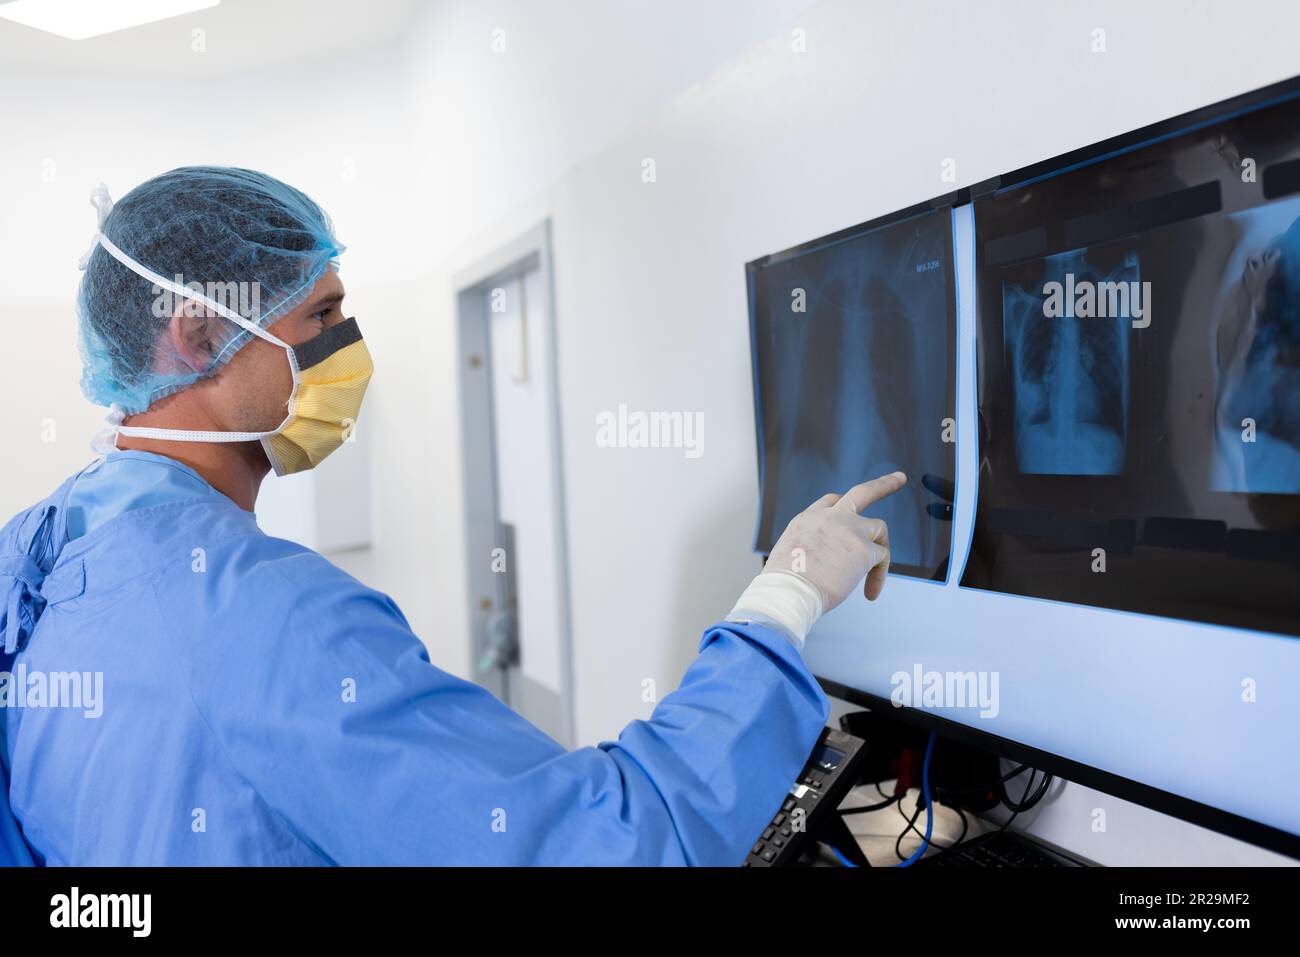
(93, 404, 275, 444)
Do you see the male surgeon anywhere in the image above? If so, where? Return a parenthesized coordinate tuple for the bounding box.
(0, 167, 903, 865)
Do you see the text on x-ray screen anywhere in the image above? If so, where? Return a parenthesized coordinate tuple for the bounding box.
(962, 92, 1300, 636)
(748, 207, 956, 580)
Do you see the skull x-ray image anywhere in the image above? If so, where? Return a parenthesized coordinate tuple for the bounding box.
(962, 88, 1300, 637)
(748, 207, 955, 579)
(1003, 245, 1137, 475)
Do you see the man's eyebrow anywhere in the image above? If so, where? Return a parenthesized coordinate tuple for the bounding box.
(305, 292, 345, 312)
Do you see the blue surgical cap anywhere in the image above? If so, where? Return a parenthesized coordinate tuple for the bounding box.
(77, 166, 344, 413)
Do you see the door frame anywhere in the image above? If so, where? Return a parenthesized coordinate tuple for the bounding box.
(454, 220, 576, 747)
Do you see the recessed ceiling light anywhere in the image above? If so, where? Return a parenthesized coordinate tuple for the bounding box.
(0, 0, 220, 41)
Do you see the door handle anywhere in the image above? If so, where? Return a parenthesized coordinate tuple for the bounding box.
(478, 608, 519, 673)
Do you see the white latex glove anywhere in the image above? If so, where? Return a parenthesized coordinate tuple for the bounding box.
(727, 472, 906, 649)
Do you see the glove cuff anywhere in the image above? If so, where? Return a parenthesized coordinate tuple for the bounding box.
(725, 570, 825, 650)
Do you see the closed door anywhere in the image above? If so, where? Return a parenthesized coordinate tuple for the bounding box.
(456, 226, 574, 746)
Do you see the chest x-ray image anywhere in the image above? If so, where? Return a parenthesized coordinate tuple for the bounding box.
(962, 91, 1300, 637)
(1002, 245, 1137, 475)
(747, 207, 956, 580)
(1211, 201, 1300, 494)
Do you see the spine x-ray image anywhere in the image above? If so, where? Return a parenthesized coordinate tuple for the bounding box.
(1003, 246, 1136, 475)
(962, 85, 1300, 637)
(747, 207, 956, 580)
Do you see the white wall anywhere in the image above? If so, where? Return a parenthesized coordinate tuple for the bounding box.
(367, 0, 824, 679)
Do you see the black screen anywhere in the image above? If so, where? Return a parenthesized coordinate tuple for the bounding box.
(962, 90, 1300, 636)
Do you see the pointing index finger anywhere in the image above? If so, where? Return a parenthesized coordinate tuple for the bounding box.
(833, 471, 908, 514)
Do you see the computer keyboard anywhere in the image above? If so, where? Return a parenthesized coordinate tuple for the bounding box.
(921, 830, 1085, 867)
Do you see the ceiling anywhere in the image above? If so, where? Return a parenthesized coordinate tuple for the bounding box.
(0, 0, 422, 75)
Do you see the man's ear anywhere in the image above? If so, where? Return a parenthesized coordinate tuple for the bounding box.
(167, 306, 219, 372)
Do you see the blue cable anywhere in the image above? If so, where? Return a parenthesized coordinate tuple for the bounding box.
(829, 731, 938, 868)
(896, 732, 937, 867)
(831, 845, 858, 868)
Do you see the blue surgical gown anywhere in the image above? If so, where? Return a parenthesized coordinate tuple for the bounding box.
(0, 451, 828, 865)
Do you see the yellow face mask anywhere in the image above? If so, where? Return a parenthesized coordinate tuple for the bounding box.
(109, 313, 372, 476)
(262, 317, 374, 476)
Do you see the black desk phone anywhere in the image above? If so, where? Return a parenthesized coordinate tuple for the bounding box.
(743, 726, 870, 866)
